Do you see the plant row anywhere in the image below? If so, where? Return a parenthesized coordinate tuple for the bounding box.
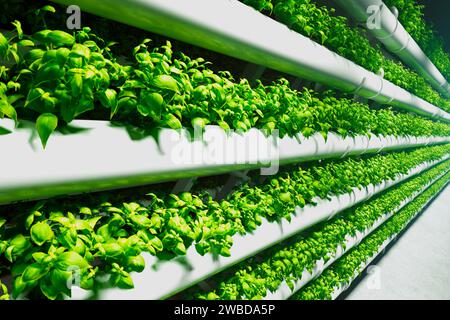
(384, 0, 450, 81)
(183, 160, 450, 300)
(1, 7, 450, 147)
(241, 0, 450, 112)
(0, 144, 448, 299)
(292, 171, 450, 300)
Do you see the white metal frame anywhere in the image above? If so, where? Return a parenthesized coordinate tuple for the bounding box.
(1, 118, 448, 205)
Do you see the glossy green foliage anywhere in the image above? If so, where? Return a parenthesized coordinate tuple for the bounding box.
(0, 281, 8, 300)
(293, 172, 450, 300)
(241, 0, 450, 112)
(1, 8, 449, 148)
(0, 144, 448, 299)
(190, 161, 450, 299)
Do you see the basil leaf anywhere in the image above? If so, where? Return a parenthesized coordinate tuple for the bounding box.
(130, 215, 152, 228)
(0, 33, 8, 57)
(56, 251, 90, 270)
(49, 269, 72, 295)
(116, 273, 134, 289)
(22, 263, 48, 282)
(102, 242, 124, 258)
(0, 100, 17, 124)
(32, 252, 48, 263)
(30, 222, 54, 246)
(151, 74, 179, 92)
(70, 43, 91, 59)
(36, 113, 58, 148)
(126, 255, 146, 273)
(138, 91, 164, 119)
(163, 114, 182, 130)
(40, 279, 59, 300)
(46, 30, 75, 47)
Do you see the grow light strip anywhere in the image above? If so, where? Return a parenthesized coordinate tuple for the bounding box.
(1, 118, 447, 205)
(51, 0, 450, 121)
(70, 154, 449, 300)
(263, 168, 448, 300)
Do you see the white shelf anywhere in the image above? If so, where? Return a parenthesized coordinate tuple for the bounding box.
(263, 170, 448, 299)
(69, 156, 449, 300)
(50, 0, 450, 121)
(2, 118, 446, 205)
(335, 0, 450, 98)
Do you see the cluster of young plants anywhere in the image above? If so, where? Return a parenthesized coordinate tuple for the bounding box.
(241, 0, 450, 112)
(292, 172, 450, 300)
(187, 160, 450, 300)
(216, 144, 450, 233)
(1, 7, 450, 147)
(383, 58, 449, 110)
(384, 0, 450, 80)
(0, 144, 448, 299)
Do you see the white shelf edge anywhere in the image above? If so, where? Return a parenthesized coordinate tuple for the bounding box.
(263, 169, 448, 300)
(68, 155, 450, 300)
(2, 118, 447, 205)
(50, 0, 450, 121)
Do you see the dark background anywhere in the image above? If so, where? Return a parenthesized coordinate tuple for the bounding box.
(418, 0, 450, 52)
